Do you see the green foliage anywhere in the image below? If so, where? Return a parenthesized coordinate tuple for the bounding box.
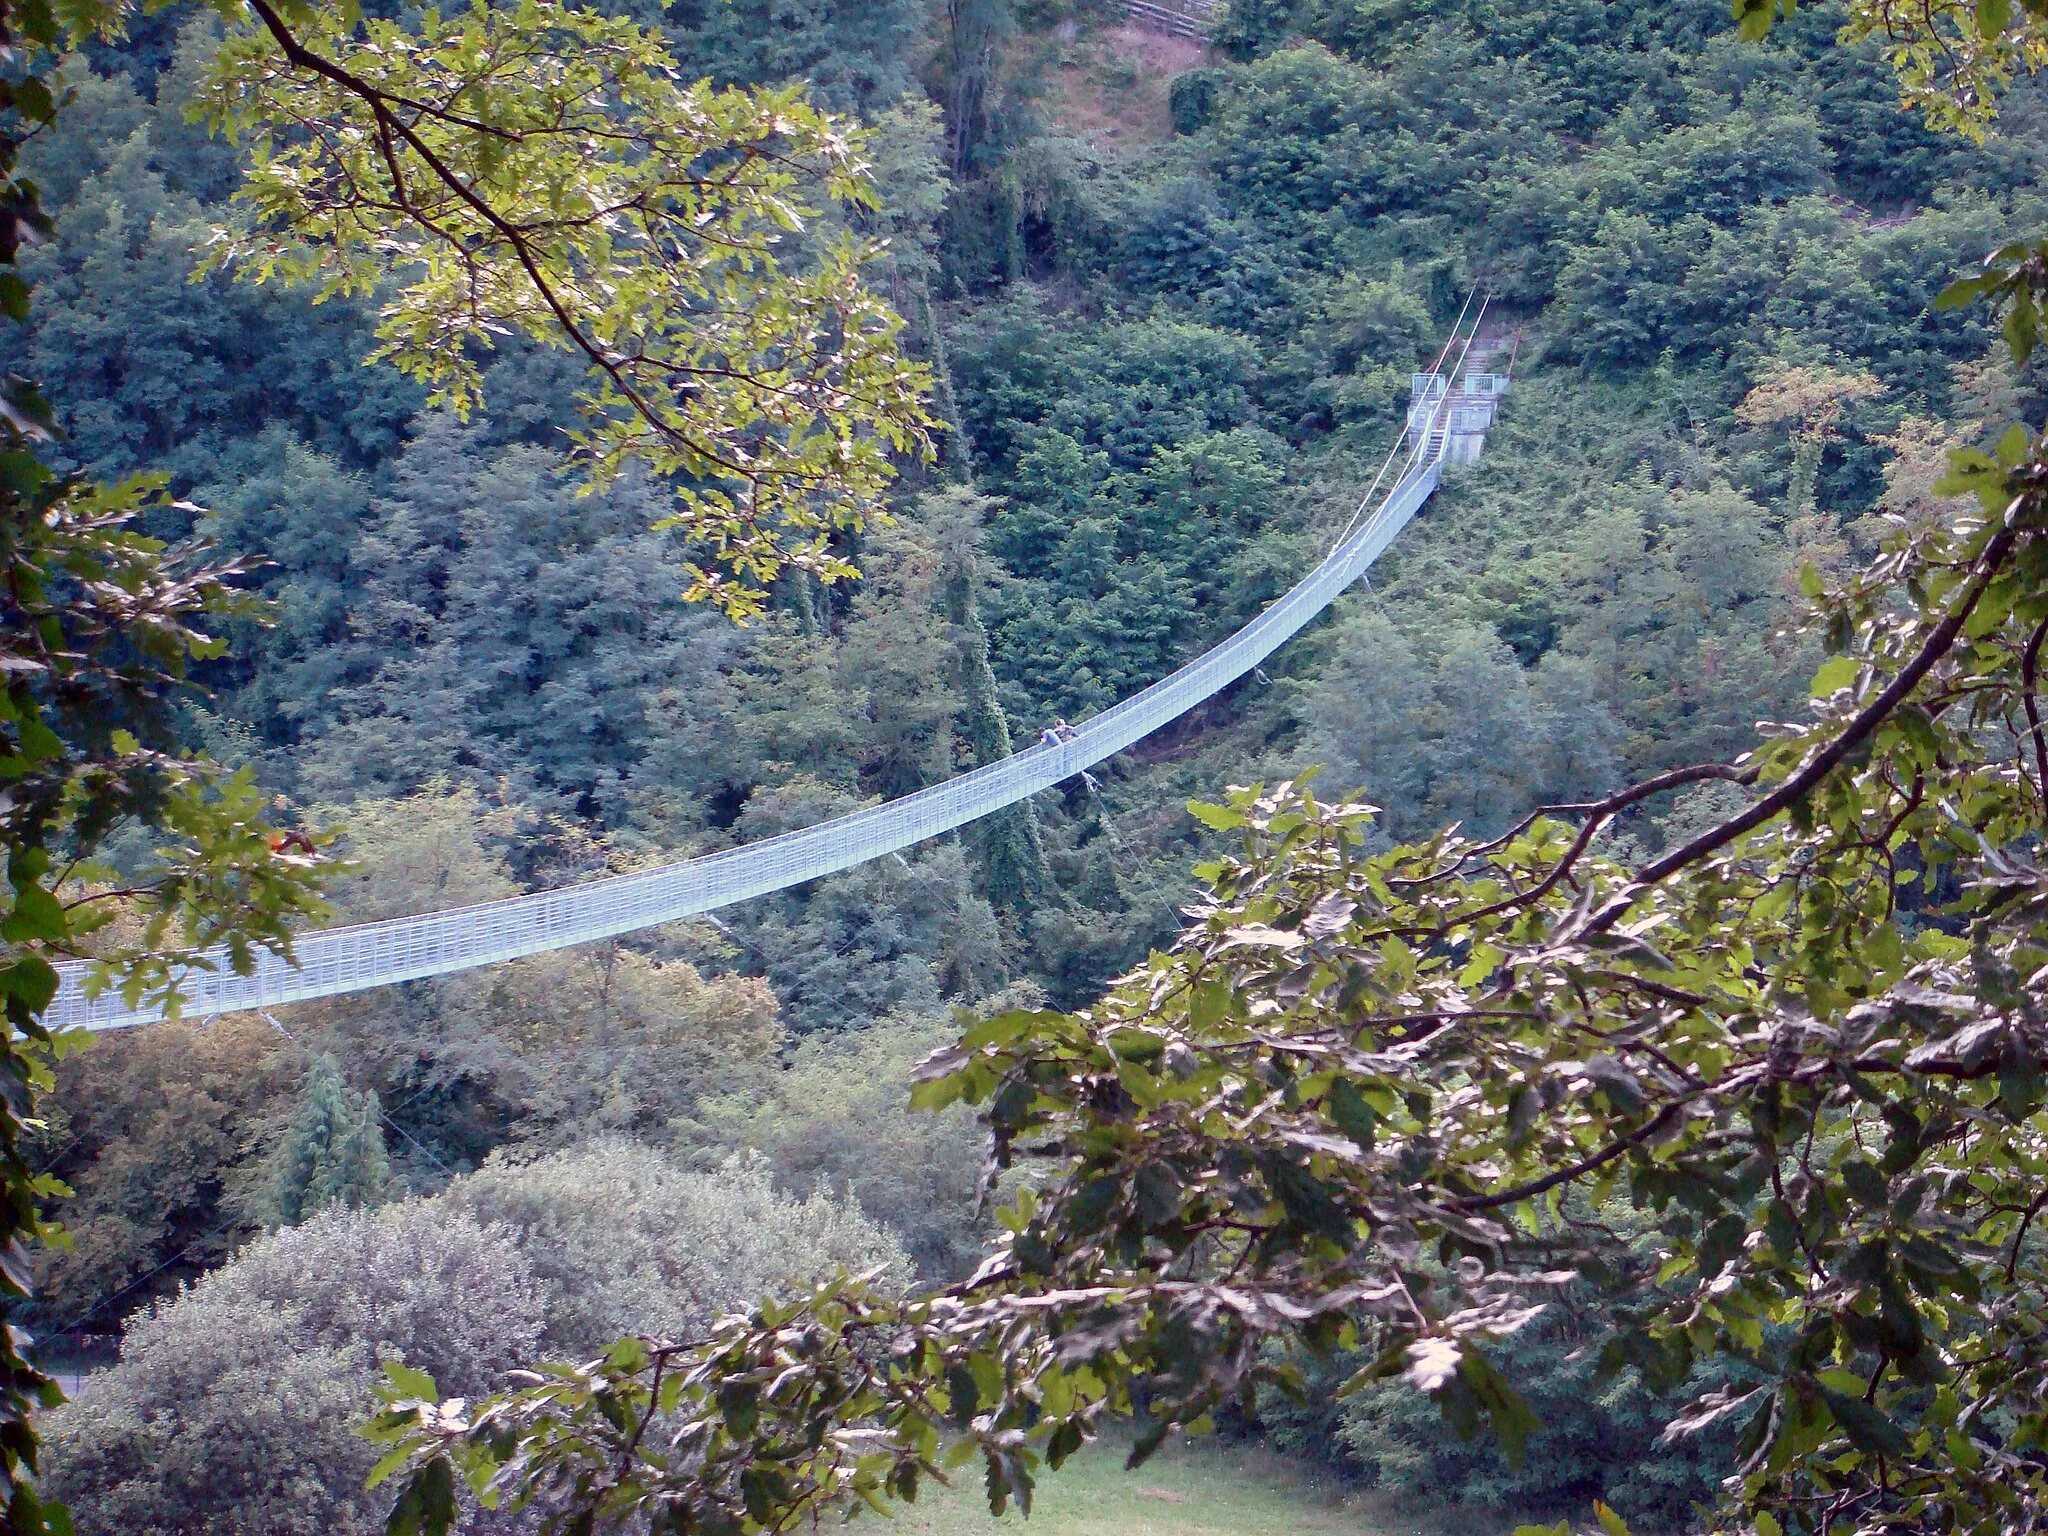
(1300, 465, 1829, 844)
(42, 1142, 904, 1535)
(1168, 68, 1221, 134)
(58, 1312, 393, 1536)
(380, 392, 2048, 1535)
(1302, 611, 1624, 841)
(441, 1142, 908, 1355)
(266, 1053, 390, 1230)
(1211, 0, 1295, 62)
(200, 0, 936, 620)
(946, 310, 1298, 717)
(289, 785, 788, 1166)
(237, 418, 745, 814)
(361, 96, 2048, 1506)
(11, 94, 418, 481)
(41, 1200, 545, 1536)
(1763, 0, 2048, 138)
(713, 840, 1006, 1031)
(0, 20, 946, 1507)
(0, 469, 320, 1504)
(0, 14, 337, 1524)
(35, 0, 2048, 1531)
(643, 0, 928, 115)
(940, 0, 1015, 174)
(30, 1013, 297, 1331)
(1271, 1319, 1745, 1527)
(678, 1012, 1000, 1281)
(927, 487, 1051, 908)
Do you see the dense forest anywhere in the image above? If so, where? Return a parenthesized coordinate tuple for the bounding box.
(17, 0, 2048, 1529)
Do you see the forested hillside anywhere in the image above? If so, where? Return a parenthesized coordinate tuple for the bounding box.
(21, 0, 2048, 1527)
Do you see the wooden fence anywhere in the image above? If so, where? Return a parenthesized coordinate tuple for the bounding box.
(1122, 0, 1216, 37)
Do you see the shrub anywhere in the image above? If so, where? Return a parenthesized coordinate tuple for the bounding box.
(45, 1308, 380, 1536)
(41, 1203, 541, 1535)
(44, 1144, 908, 1532)
(1335, 1326, 1742, 1532)
(1246, 1320, 1744, 1533)
(437, 1140, 911, 1355)
(679, 1014, 993, 1280)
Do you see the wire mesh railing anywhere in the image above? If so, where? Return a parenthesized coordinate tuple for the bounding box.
(46, 332, 1499, 1033)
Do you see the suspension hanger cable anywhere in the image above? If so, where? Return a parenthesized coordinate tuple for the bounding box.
(1330, 286, 1489, 552)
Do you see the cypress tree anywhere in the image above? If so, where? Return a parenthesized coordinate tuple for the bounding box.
(919, 279, 974, 483)
(942, 0, 1010, 175)
(931, 493, 1051, 910)
(269, 1053, 391, 1228)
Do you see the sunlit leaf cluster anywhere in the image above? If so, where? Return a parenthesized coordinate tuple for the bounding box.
(195, 0, 936, 619)
(1737, 0, 2048, 138)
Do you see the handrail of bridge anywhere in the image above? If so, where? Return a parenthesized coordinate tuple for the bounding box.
(44, 320, 1501, 1033)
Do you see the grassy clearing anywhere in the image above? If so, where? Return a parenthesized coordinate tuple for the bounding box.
(1031, 23, 1204, 147)
(882, 1436, 1463, 1536)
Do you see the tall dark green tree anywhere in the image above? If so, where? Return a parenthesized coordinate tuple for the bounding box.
(930, 491, 1049, 910)
(267, 1053, 389, 1229)
(940, 0, 1009, 175)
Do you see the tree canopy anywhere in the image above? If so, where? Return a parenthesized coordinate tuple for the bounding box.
(14, 0, 2048, 1533)
(339, 4, 2048, 1535)
(0, 0, 937, 1526)
(202, 0, 938, 619)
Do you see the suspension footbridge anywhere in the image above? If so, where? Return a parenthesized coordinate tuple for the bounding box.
(45, 314, 1512, 1033)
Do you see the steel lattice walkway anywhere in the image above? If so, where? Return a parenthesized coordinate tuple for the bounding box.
(46, 319, 1509, 1032)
